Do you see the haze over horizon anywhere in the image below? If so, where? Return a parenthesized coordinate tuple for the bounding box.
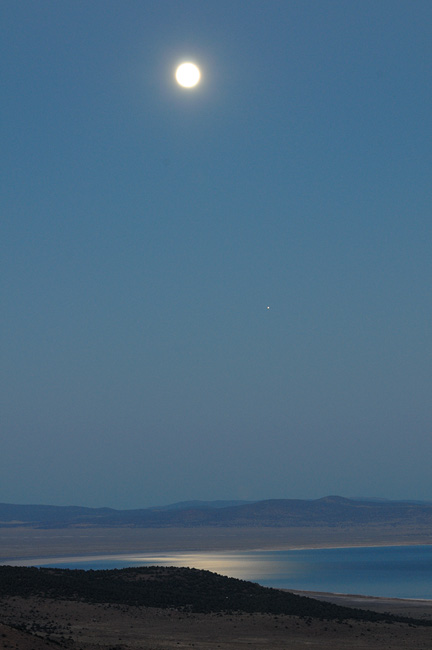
(3, 494, 432, 513)
(2, 1, 431, 510)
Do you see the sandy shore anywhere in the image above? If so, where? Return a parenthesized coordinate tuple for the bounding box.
(289, 590, 432, 620)
(1, 525, 431, 562)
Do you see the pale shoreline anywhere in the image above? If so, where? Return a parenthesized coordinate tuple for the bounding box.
(0, 525, 432, 562)
(252, 540, 432, 551)
(1, 538, 431, 566)
(289, 589, 432, 604)
(2, 524, 431, 562)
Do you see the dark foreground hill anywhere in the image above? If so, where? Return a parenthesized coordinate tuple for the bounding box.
(2, 495, 432, 529)
(0, 565, 430, 627)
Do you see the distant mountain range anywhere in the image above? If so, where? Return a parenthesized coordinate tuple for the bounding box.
(1, 496, 432, 529)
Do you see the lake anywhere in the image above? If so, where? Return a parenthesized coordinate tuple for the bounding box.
(29, 545, 432, 599)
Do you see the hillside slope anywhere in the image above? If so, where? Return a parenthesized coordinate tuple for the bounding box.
(1, 564, 430, 626)
(2, 496, 432, 529)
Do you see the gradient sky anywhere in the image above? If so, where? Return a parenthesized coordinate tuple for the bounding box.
(2, 1, 431, 508)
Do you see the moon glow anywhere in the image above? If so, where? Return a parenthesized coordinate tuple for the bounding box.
(175, 62, 201, 88)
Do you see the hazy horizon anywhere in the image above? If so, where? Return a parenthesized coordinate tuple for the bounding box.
(3, 493, 432, 512)
(2, 1, 432, 510)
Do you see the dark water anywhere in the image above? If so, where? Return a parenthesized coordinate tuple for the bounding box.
(34, 545, 432, 599)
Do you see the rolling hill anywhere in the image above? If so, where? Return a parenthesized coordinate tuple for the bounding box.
(1, 495, 432, 529)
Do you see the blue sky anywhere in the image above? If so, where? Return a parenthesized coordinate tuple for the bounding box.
(1, 1, 431, 508)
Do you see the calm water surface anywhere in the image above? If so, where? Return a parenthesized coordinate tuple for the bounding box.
(30, 545, 432, 599)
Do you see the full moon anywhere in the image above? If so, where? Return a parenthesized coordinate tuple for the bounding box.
(175, 62, 201, 88)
